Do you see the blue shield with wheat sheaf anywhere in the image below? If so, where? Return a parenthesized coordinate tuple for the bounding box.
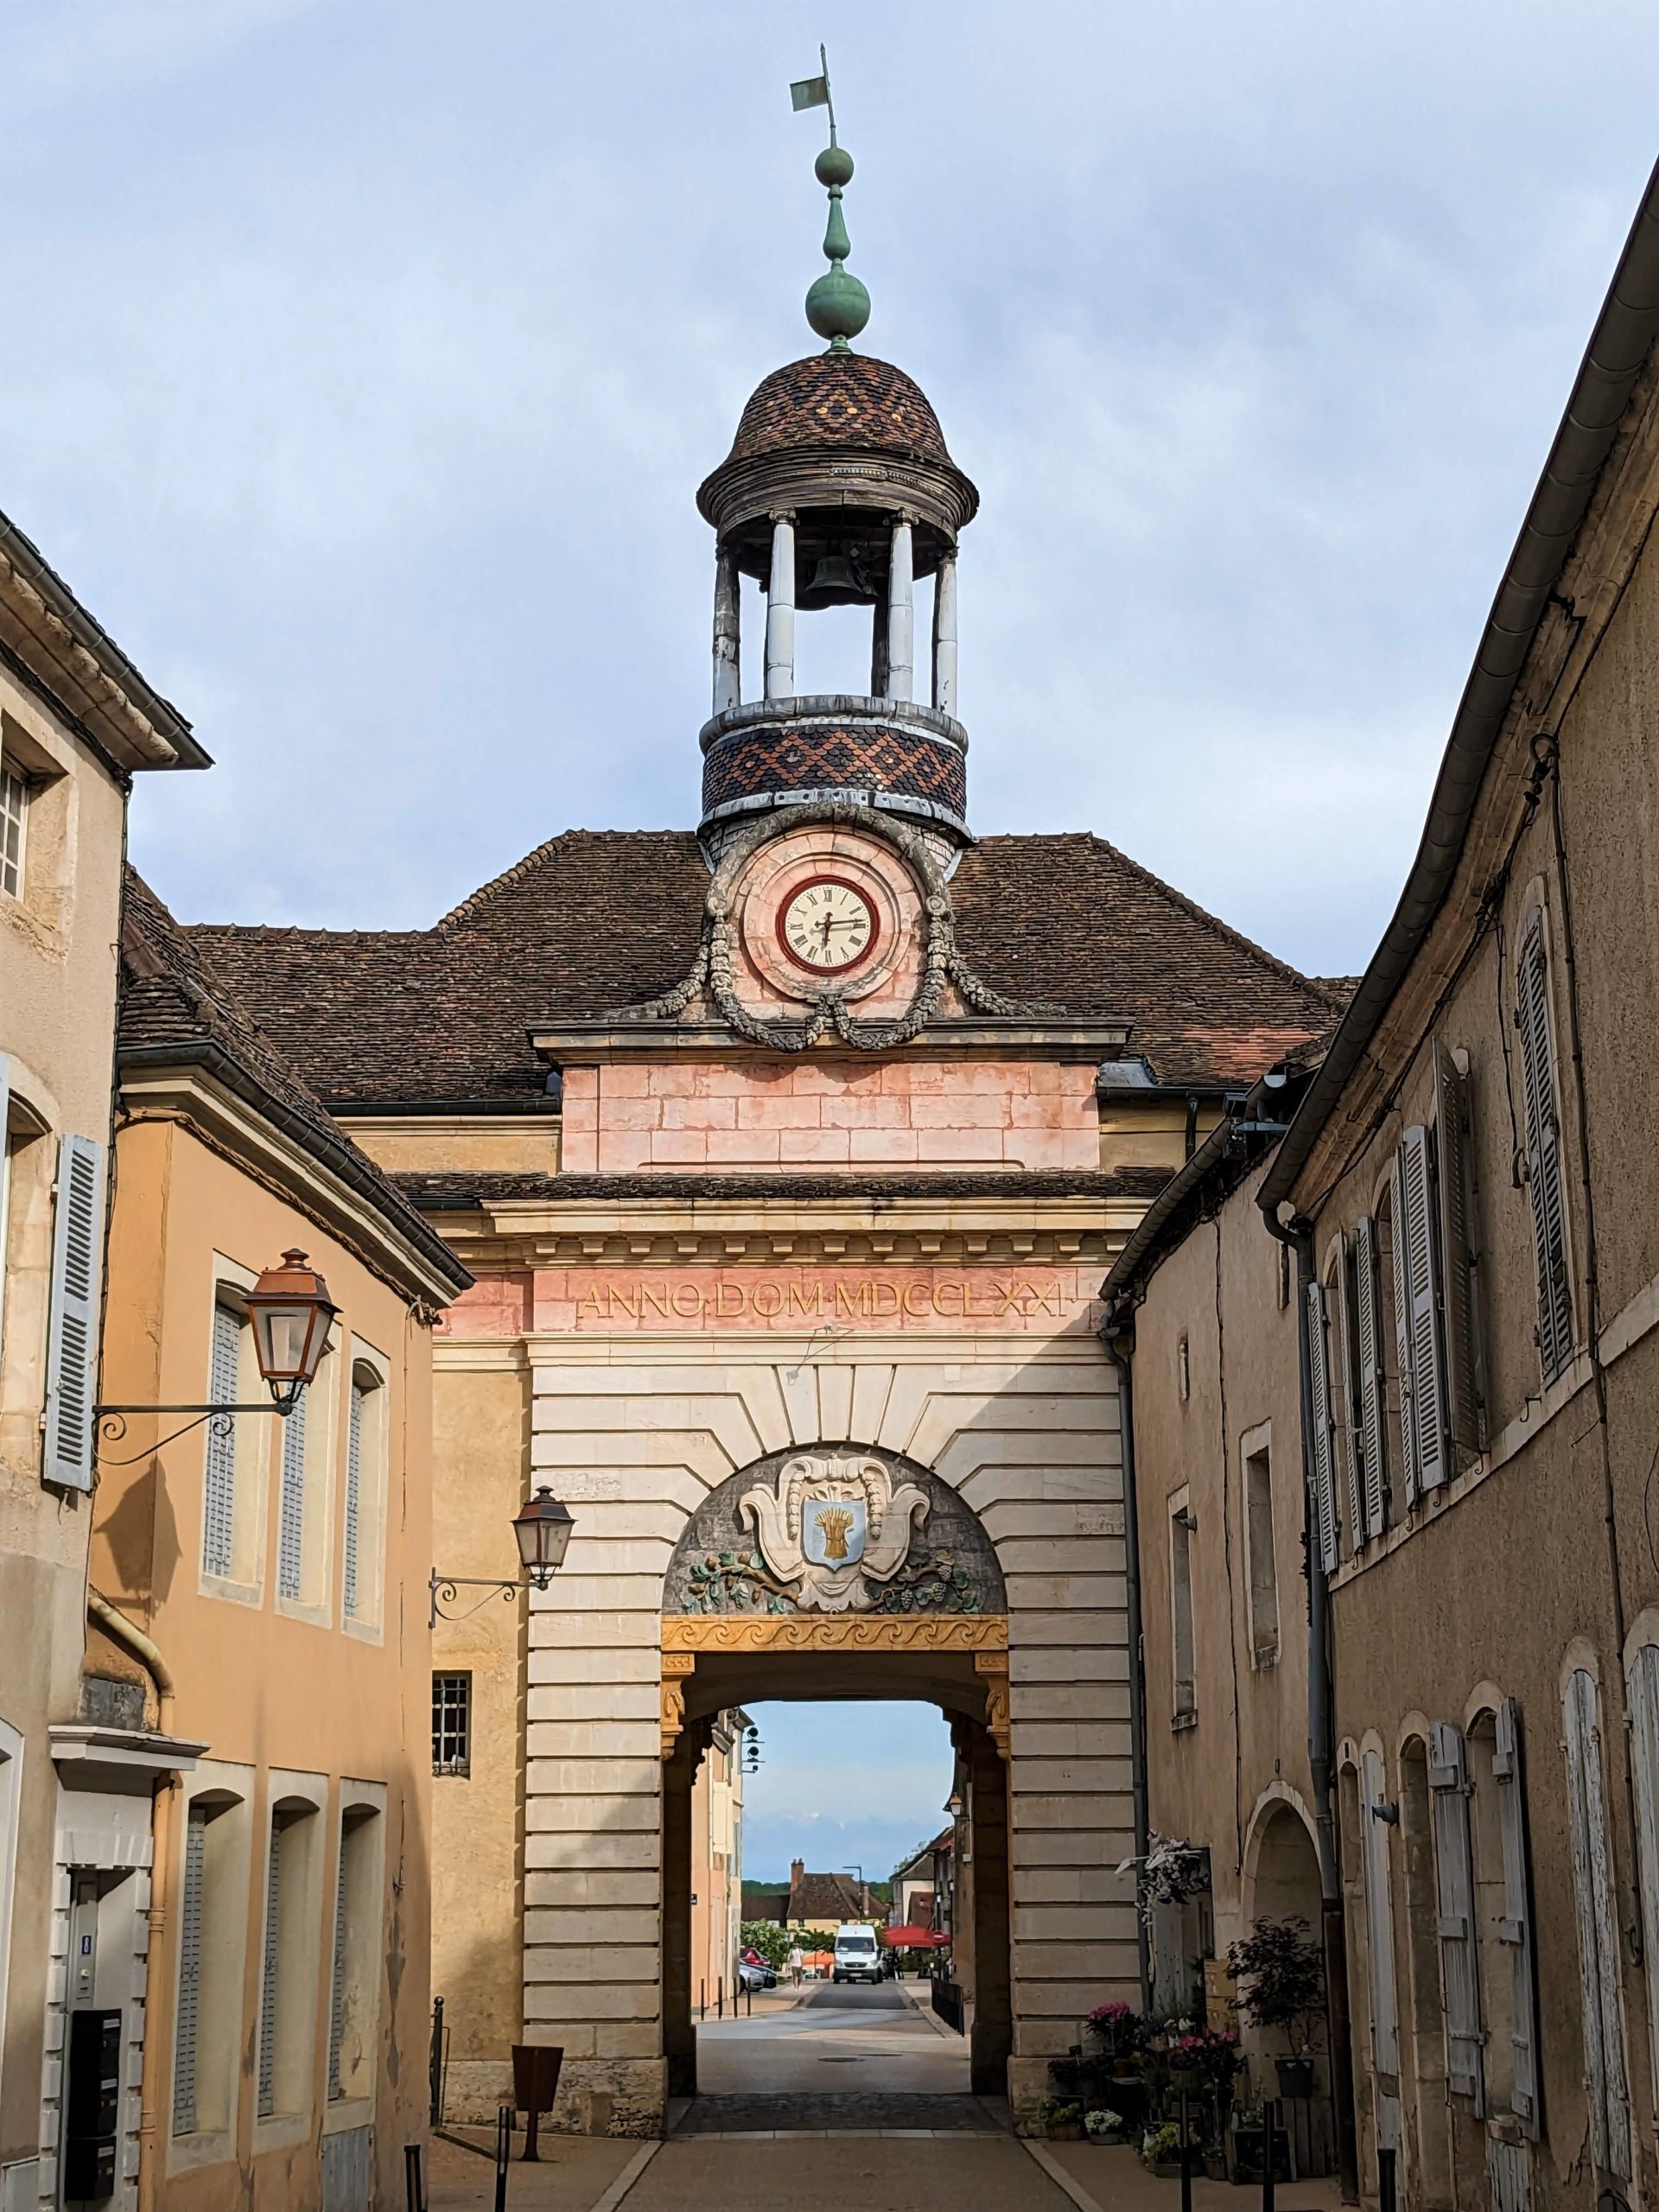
(803, 1495, 867, 1567)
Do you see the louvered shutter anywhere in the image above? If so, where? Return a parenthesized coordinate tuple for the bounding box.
(327, 1838, 349, 2100)
(257, 1818, 283, 2116)
(1517, 923, 1573, 1380)
(277, 1393, 307, 1601)
(173, 1805, 207, 2134)
(1331, 1236, 1366, 1554)
(1354, 1215, 1388, 1539)
(1305, 1281, 1340, 1572)
(1361, 1749, 1401, 2075)
(201, 1305, 241, 1577)
(1428, 1720, 1484, 2111)
(1564, 1668, 1632, 2177)
(1493, 1697, 1541, 2136)
(1434, 1045, 1482, 1455)
(1628, 1648, 1659, 2112)
(44, 1134, 104, 1490)
(1389, 1151, 1420, 1503)
(343, 1382, 364, 1619)
(1399, 1128, 1450, 1491)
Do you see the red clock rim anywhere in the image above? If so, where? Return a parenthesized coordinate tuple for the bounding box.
(775, 874, 881, 976)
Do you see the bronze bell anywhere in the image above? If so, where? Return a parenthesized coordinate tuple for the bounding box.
(802, 552, 872, 607)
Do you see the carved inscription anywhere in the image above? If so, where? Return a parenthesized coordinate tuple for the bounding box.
(546, 1267, 1095, 1333)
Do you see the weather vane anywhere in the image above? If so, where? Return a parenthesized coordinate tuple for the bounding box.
(791, 46, 869, 352)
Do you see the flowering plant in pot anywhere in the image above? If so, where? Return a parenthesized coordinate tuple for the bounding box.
(1141, 2121, 1198, 2178)
(1085, 1999, 1147, 2065)
(1083, 2107, 1125, 2145)
(1226, 1916, 1325, 2099)
(1171, 2027, 1241, 2094)
(1037, 2097, 1085, 2141)
(1138, 1835, 1209, 1925)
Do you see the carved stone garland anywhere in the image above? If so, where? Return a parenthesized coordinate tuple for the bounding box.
(613, 800, 1039, 1051)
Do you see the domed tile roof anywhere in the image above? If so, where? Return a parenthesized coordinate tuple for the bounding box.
(721, 353, 954, 467)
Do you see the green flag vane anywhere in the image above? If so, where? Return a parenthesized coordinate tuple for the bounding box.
(791, 47, 869, 353)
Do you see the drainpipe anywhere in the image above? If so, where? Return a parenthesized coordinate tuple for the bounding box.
(88, 1592, 175, 2212)
(1262, 1216, 1359, 2202)
(1098, 1301, 1153, 2009)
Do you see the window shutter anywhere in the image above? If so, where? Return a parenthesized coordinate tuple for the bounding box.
(44, 1134, 104, 1491)
(1331, 1236, 1366, 1556)
(201, 1305, 241, 1577)
(1389, 1151, 1420, 1503)
(1399, 1127, 1450, 1492)
(257, 1819, 283, 2118)
(327, 1840, 349, 2100)
(1354, 1215, 1388, 1540)
(1492, 1697, 1541, 2137)
(343, 1382, 364, 1620)
(1305, 1281, 1340, 1573)
(1628, 1646, 1659, 2113)
(1427, 1719, 1484, 2111)
(173, 1805, 207, 2135)
(1433, 1044, 1482, 1455)
(1516, 923, 1573, 1380)
(277, 1394, 307, 1601)
(1361, 1748, 1400, 2075)
(1563, 1668, 1632, 2177)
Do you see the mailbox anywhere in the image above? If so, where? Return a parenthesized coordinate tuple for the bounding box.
(63, 2008, 121, 2201)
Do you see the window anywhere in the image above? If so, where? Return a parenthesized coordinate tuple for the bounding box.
(1351, 1214, 1389, 1543)
(1169, 1495, 1196, 1725)
(433, 1674, 472, 1777)
(43, 1133, 104, 1491)
(201, 1300, 247, 1579)
(257, 1796, 322, 2121)
(172, 1789, 250, 2141)
(342, 1354, 387, 1632)
(275, 1343, 335, 1614)
(276, 1397, 307, 1602)
(1242, 1434, 1278, 1662)
(1516, 920, 1573, 1381)
(0, 757, 26, 899)
(1325, 1240, 1361, 1553)
(1305, 1279, 1341, 1570)
(1563, 1667, 1630, 2177)
(328, 1801, 384, 2104)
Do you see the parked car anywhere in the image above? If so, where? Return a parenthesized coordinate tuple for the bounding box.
(738, 1959, 768, 1993)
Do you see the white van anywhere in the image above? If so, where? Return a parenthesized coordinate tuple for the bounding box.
(831, 1923, 883, 1986)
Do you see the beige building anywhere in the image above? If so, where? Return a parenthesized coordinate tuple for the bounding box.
(196, 151, 1338, 2136)
(687, 1711, 746, 2013)
(0, 517, 207, 2211)
(1111, 159, 1659, 2212)
(75, 875, 468, 2211)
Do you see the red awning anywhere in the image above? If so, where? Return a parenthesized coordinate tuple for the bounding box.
(886, 1925, 950, 1947)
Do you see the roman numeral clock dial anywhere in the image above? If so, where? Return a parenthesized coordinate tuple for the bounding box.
(777, 875, 879, 974)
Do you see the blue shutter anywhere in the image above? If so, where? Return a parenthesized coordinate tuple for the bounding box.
(257, 1818, 283, 2117)
(44, 1134, 104, 1489)
(343, 1382, 364, 1620)
(173, 1805, 207, 2134)
(277, 1392, 307, 1601)
(201, 1304, 241, 1576)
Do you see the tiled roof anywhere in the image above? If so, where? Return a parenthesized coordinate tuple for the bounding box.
(121, 871, 471, 1294)
(396, 1166, 1175, 1210)
(186, 829, 1338, 1106)
(717, 353, 951, 468)
(787, 1871, 866, 1923)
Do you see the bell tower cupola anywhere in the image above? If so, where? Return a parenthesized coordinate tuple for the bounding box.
(695, 83, 979, 856)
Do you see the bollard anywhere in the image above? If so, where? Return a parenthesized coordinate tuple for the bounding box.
(494, 2104, 512, 2212)
(746, 1980, 753, 2018)
(1179, 2091, 1192, 2212)
(699, 1979, 705, 2022)
(404, 2142, 425, 2212)
(429, 1996, 446, 2126)
(1262, 2097, 1278, 2212)
(717, 1977, 724, 2020)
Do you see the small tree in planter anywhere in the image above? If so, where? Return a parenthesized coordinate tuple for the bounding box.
(1226, 1917, 1325, 2098)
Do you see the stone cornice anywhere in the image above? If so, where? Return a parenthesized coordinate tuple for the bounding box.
(530, 1016, 1133, 1060)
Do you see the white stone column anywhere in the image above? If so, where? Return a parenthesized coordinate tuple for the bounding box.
(932, 549, 958, 717)
(712, 547, 741, 716)
(764, 512, 796, 701)
(887, 517, 914, 702)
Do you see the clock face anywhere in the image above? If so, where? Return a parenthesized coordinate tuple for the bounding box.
(777, 874, 880, 974)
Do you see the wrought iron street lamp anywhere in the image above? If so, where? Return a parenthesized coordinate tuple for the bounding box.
(429, 1487, 575, 1624)
(95, 1249, 339, 1452)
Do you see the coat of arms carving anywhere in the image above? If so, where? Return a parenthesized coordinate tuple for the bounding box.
(738, 1454, 929, 1612)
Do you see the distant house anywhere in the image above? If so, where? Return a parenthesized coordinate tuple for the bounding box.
(741, 1881, 791, 1927)
(891, 1828, 955, 1931)
(785, 1859, 867, 1931)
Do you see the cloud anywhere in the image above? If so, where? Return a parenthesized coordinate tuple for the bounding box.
(741, 1701, 955, 1885)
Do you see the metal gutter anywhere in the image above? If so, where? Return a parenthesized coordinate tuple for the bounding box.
(1260, 156, 1659, 1224)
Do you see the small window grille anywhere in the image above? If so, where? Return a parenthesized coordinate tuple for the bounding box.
(343, 1381, 365, 1618)
(276, 1391, 306, 1601)
(433, 1673, 472, 1777)
(0, 760, 26, 899)
(173, 1804, 207, 2134)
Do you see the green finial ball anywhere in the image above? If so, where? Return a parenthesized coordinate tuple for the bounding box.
(815, 143, 854, 189)
(806, 264, 870, 350)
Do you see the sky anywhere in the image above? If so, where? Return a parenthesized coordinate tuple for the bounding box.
(739, 1700, 955, 1889)
(2, 3, 1656, 980)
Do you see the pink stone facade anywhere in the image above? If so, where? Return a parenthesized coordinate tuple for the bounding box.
(557, 1056, 1101, 1173)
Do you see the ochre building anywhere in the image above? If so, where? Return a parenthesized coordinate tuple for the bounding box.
(197, 173, 1339, 2133)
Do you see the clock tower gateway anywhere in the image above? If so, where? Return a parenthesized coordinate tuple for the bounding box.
(191, 87, 1343, 2143)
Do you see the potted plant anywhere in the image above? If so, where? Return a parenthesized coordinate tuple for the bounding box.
(1083, 2107, 1125, 2145)
(1038, 2097, 1085, 2141)
(1141, 2121, 1195, 2179)
(1226, 1916, 1325, 2100)
(1085, 1999, 1147, 2071)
